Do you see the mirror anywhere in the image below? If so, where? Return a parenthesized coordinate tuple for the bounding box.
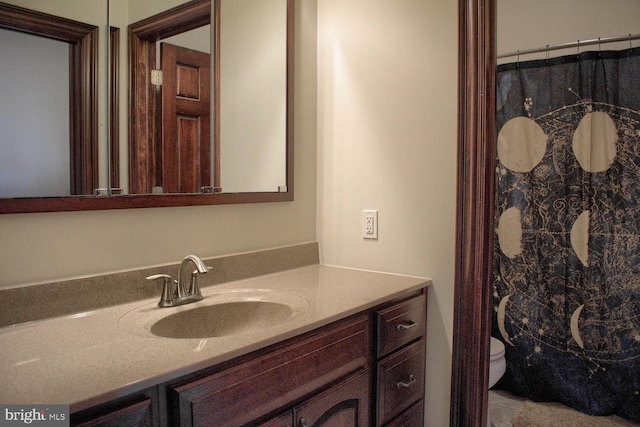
(0, 0, 294, 213)
(0, 0, 107, 199)
(218, 0, 288, 193)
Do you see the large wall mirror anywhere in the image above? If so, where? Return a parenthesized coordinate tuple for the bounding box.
(0, 0, 294, 214)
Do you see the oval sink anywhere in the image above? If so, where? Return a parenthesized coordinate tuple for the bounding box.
(118, 288, 310, 339)
(150, 301, 294, 339)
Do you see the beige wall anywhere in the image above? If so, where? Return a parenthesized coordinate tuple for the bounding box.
(498, 0, 640, 62)
(1, 0, 107, 24)
(0, 0, 317, 288)
(316, 1, 458, 425)
(4, 2, 458, 425)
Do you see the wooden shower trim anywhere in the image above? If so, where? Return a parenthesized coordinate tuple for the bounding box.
(450, 0, 497, 425)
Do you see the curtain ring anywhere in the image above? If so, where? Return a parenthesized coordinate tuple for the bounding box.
(576, 39, 580, 56)
(517, 49, 520, 66)
(598, 37, 602, 57)
(630, 33, 634, 49)
(546, 45, 550, 60)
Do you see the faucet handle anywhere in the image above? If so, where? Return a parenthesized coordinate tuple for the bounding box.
(146, 274, 175, 307)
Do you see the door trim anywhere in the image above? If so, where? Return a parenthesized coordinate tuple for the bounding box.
(0, 2, 98, 195)
(450, 0, 497, 425)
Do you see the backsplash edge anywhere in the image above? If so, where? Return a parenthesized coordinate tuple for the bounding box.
(0, 242, 319, 328)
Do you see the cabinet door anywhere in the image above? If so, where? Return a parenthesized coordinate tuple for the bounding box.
(257, 411, 293, 427)
(169, 315, 370, 426)
(294, 370, 369, 427)
(72, 399, 153, 427)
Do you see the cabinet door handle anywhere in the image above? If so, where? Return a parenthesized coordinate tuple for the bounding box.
(299, 418, 308, 427)
(396, 320, 417, 331)
(396, 374, 417, 389)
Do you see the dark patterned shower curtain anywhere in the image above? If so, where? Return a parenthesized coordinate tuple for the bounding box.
(493, 48, 640, 423)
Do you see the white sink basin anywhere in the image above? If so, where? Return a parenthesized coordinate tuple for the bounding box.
(119, 289, 309, 339)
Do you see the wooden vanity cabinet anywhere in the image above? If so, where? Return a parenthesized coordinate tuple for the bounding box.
(375, 294, 426, 426)
(70, 289, 427, 427)
(256, 370, 368, 427)
(167, 314, 371, 427)
(293, 369, 369, 426)
(70, 388, 159, 427)
(382, 400, 424, 427)
(256, 411, 293, 427)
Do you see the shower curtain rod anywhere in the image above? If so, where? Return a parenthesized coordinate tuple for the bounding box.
(498, 33, 640, 59)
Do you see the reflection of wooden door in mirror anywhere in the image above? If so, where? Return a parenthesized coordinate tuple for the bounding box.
(161, 43, 211, 194)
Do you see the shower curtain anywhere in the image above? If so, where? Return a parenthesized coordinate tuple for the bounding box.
(493, 47, 640, 423)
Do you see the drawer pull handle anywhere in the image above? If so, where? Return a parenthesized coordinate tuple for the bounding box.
(396, 320, 417, 331)
(299, 418, 308, 427)
(396, 374, 417, 389)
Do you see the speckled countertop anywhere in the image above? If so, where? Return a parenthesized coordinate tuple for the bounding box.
(0, 264, 429, 412)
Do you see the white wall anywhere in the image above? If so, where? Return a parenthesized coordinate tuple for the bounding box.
(316, 1, 458, 425)
(0, 0, 317, 288)
(498, 0, 640, 62)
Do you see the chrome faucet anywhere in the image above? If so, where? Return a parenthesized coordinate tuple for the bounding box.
(146, 254, 211, 308)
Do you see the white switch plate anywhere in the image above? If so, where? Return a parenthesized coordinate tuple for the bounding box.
(362, 210, 378, 240)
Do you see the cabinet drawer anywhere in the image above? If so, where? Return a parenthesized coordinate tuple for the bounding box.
(376, 341, 425, 426)
(377, 294, 426, 357)
(257, 410, 293, 427)
(384, 399, 424, 427)
(169, 315, 370, 427)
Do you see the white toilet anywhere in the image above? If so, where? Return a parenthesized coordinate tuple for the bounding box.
(489, 337, 506, 388)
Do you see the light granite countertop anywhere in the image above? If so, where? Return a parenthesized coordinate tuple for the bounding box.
(0, 264, 430, 412)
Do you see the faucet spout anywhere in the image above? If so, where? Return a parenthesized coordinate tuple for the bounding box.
(177, 255, 208, 298)
(147, 254, 210, 307)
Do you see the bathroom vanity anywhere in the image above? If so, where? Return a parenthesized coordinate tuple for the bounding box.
(0, 255, 429, 427)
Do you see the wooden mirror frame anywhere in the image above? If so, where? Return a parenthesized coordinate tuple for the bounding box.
(450, 0, 496, 425)
(0, 0, 294, 214)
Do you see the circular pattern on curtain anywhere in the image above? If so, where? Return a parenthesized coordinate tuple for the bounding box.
(496, 112, 618, 267)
